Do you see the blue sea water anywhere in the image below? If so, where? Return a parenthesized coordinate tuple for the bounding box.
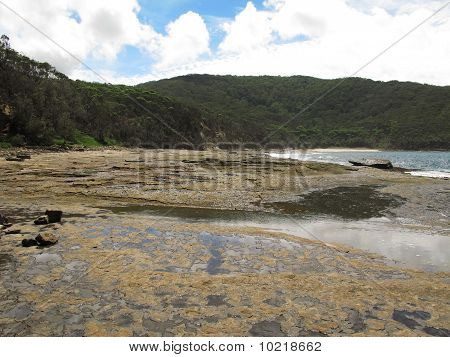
(270, 150, 450, 178)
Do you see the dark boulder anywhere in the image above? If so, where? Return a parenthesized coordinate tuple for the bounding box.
(349, 158, 393, 169)
(22, 238, 38, 247)
(45, 210, 63, 223)
(4, 228, 21, 235)
(5, 156, 24, 162)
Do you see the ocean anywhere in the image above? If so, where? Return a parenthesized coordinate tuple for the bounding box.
(269, 150, 450, 178)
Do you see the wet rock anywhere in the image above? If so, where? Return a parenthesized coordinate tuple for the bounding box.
(35, 232, 58, 246)
(22, 238, 38, 247)
(207, 295, 227, 307)
(407, 310, 431, 320)
(266, 185, 405, 220)
(0, 213, 8, 225)
(392, 309, 419, 329)
(34, 253, 62, 264)
(34, 215, 49, 225)
(5, 156, 24, 162)
(45, 210, 63, 223)
(249, 321, 286, 337)
(16, 153, 31, 160)
(142, 317, 177, 334)
(4, 228, 21, 235)
(0, 253, 15, 271)
(4, 304, 33, 320)
(422, 326, 450, 337)
(349, 159, 393, 169)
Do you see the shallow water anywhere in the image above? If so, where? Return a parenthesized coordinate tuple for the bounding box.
(265, 185, 406, 220)
(242, 218, 450, 272)
(270, 150, 450, 178)
(103, 198, 449, 272)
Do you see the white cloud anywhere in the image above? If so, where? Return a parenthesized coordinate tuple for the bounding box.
(0, 0, 208, 78)
(155, 11, 210, 70)
(219, 2, 273, 53)
(159, 0, 450, 86)
(0, 0, 449, 85)
(0, 0, 161, 74)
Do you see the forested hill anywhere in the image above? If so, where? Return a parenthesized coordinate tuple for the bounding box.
(1, 34, 449, 150)
(141, 75, 450, 150)
(0, 36, 221, 148)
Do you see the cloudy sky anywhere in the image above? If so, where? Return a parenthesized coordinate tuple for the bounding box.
(0, 0, 449, 85)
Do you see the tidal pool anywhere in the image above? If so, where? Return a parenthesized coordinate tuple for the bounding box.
(102, 184, 449, 273)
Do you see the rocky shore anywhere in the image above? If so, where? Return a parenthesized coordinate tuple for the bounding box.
(0, 148, 449, 336)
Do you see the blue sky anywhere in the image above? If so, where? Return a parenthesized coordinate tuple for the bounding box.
(137, 0, 264, 33)
(84, 0, 268, 77)
(113, 0, 267, 77)
(1, 0, 448, 85)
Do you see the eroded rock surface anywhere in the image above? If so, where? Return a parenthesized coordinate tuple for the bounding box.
(0, 149, 448, 336)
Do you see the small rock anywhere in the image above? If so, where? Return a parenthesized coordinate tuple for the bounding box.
(22, 238, 38, 247)
(16, 153, 31, 160)
(349, 158, 393, 169)
(45, 210, 63, 223)
(422, 326, 450, 337)
(34, 215, 49, 225)
(4, 229, 21, 235)
(35, 232, 58, 246)
(5, 156, 24, 162)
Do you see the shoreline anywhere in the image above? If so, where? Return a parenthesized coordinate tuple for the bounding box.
(0, 148, 449, 336)
(268, 149, 450, 179)
(308, 148, 381, 153)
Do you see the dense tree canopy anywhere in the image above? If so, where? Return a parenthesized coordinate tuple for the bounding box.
(142, 75, 450, 150)
(0, 38, 219, 148)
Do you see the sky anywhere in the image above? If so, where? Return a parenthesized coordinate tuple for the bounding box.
(0, 0, 449, 85)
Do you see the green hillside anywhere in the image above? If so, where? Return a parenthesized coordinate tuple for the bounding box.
(141, 74, 450, 149)
(1, 34, 449, 150)
(0, 36, 220, 148)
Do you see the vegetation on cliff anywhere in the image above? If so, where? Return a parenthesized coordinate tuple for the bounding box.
(142, 74, 450, 150)
(1, 35, 449, 149)
(0, 36, 219, 148)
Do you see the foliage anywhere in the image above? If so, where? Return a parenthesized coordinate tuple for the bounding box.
(141, 75, 450, 150)
(1, 35, 449, 150)
(0, 38, 220, 148)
